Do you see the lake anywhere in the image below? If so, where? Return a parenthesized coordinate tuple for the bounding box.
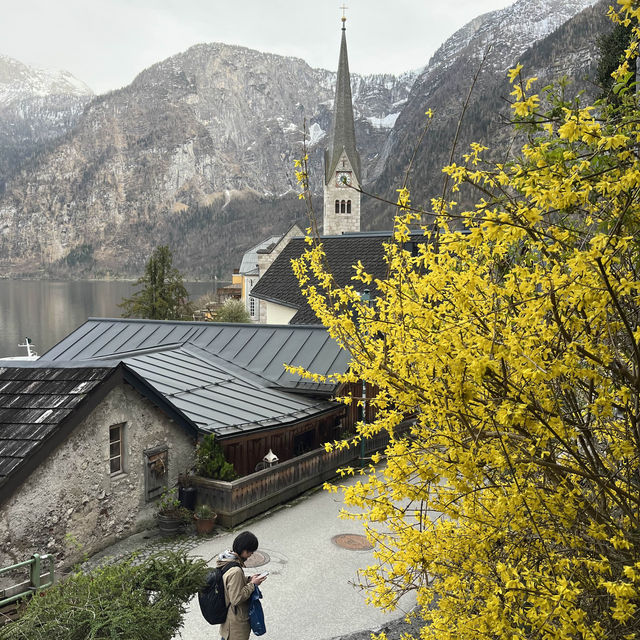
(0, 280, 216, 359)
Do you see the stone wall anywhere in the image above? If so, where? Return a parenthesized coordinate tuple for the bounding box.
(0, 383, 196, 575)
(256, 224, 302, 323)
(322, 150, 361, 236)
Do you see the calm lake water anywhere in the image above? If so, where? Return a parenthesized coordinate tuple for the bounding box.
(0, 280, 215, 359)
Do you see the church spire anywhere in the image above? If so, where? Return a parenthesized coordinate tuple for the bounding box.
(322, 10, 361, 236)
(324, 13, 361, 186)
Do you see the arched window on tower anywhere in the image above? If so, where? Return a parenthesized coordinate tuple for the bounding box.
(341, 200, 346, 213)
(347, 200, 351, 213)
(335, 200, 340, 213)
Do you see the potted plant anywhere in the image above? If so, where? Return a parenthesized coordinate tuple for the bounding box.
(193, 503, 217, 535)
(195, 434, 237, 480)
(156, 488, 190, 536)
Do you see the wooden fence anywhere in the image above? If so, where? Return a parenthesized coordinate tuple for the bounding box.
(192, 425, 408, 528)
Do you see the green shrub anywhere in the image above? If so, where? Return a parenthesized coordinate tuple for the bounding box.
(156, 487, 190, 520)
(3, 551, 208, 640)
(195, 433, 237, 480)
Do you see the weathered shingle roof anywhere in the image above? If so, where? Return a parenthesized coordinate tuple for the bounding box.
(0, 365, 119, 501)
(250, 233, 395, 324)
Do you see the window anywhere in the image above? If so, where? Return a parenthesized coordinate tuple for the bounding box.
(335, 200, 340, 213)
(250, 296, 256, 318)
(347, 200, 351, 213)
(109, 424, 124, 474)
(294, 429, 315, 456)
(340, 200, 346, 213)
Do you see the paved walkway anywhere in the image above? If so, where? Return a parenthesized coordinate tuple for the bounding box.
(85, 476, 417, 640)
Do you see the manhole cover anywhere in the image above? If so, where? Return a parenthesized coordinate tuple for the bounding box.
(332, 534, 373, 551)
(244, 550, 270, 568)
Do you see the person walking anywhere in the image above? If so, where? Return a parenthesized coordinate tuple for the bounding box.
(217, 531, 267, 640)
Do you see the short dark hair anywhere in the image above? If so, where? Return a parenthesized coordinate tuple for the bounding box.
(233, 531, 259, 555)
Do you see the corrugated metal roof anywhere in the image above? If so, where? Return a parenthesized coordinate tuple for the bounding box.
(120, 346, 336, 436)
(38, 319, 349, 439)
(43, 319, 349, 392)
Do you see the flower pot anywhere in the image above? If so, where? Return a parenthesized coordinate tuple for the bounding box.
(157, 513, 185, 536)
(194, 514, 217, 535)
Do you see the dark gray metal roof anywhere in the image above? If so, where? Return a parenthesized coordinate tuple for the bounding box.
(43, 319, 349, 392)
(38, 319, 348, 439)
(120, 345, 337, 437)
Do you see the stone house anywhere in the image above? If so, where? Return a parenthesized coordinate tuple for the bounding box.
(0, 363, 197, 572)
(237, 224, 304, 323)
(0, 319, 353, 573)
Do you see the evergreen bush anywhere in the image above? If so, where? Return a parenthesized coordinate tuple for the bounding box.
(3, 551, 208, 640)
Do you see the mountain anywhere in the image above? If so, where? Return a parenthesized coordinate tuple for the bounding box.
(0, 45, 415, 278)
(0, 55, 93, 189)
(0, 0, 614, 278)
(366, 0, 608, 225)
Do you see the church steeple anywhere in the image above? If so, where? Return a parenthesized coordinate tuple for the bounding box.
(323, 12, 361, 235)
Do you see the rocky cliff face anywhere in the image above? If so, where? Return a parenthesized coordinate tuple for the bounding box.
(366, 0, 608, 225)
(0, 55, 93, 188)
(0, 45, 415, 277)
(0, 0, 613, 278)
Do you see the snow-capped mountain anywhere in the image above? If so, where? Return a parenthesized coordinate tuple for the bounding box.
(0, 0, 613, 278)
(0, 55, 92, 104)
(367, 0, 608, 219)
(0, 55, 93, 187)
(0, 44, 414, 278)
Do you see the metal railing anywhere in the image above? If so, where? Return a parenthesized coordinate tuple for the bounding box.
(0, 553, 55, 607)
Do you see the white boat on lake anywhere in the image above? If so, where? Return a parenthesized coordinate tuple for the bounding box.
(0, 337, 39, 362)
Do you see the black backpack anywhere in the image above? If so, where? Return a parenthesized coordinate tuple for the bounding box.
(198, 561, 241, 625)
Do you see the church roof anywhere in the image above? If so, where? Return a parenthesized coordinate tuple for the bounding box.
(325, 24, 361, 185)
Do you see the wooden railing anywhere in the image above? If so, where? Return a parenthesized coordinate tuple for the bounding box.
(192, 423, 411, 528)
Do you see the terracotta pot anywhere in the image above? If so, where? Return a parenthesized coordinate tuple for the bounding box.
(194, 514, 217, 535)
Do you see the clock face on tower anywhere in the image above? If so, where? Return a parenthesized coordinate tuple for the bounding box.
(336, 171, 352, 187)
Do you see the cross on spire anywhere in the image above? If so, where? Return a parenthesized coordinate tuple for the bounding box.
(340, 3, 348, 25)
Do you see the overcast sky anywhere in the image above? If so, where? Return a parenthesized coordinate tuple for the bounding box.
(2, 0, 514, 95)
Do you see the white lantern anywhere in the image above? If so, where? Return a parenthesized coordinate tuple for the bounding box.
(263, 449, 279, 466)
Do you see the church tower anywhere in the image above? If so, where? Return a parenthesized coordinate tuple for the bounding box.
(323, 13, 361, 236)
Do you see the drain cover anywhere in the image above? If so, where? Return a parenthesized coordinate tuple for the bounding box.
(332, 534, 373, 551)
(244, 550, 270, 568)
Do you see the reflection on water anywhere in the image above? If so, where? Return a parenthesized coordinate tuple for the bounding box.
(0, 280, 215, 358)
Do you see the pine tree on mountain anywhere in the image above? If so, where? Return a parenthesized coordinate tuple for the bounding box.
(596, 21, 634, 100)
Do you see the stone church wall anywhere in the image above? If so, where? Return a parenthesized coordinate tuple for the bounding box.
(0, 384, 195, 576)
